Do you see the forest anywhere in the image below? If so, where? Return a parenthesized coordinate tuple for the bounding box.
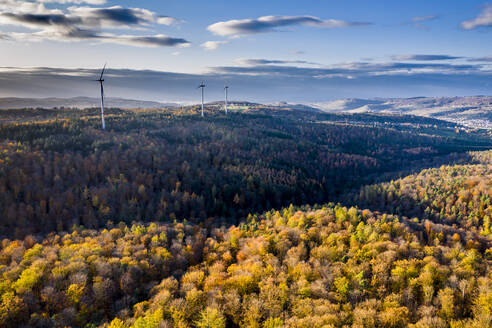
(0, 107, 491, 327)
(0, 107, 490, 238)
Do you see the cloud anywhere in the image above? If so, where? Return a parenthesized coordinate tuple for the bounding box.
(157, 16, 181, 26)
(7, 28, 190, 47)
(409, 15, 438, 30)
(392, 54, 462, 61)
(410, 15, 439, 22)
(235, 58, 320, 66)
(0, 1, 50, 15)
(207, 15, 371, 37)
(201, 40, 229, 51)
(0, 0, 102, 12)
(0, 3, 189, 47)
(0, 61, 490, 102)
(461, 4, 492, 30)
(0, 6, 182, 29)
(0, 13, 82, 29)
(211, 59, 483, 79)
(468, 56, 492, 62)
(66, 6, 180, 28)
(39, 0, 106, 4)
(103, 34, 190, 47)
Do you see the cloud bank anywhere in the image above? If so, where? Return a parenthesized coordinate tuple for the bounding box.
(392, 54, 462, 61)
(0, 1, 189, 47)
(469, 56, 492, 62)
(207, 15, 371, 37)
(235, 59, 320, 66)
(0, 57, 489, 102)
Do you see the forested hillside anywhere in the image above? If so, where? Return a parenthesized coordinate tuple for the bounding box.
(0, 107, 490, 239)
(0, 188, 490, 327)
(0, 108, 491, 328)
(349, 151, 492, 237)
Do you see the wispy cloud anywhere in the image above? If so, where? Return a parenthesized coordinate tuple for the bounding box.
(0, 2, 189, 47)
(468, 55, 492, 62)
(461, 4, 492, 30)
(411, 15, 439, 22)
(211, 59, 484, 79)
(157, 16, 181, 26)
(101, 34, 190, 47)
(201, 40, 229, 51)
(409, 15, 438, 30)
(235, 58, 320, 66)
(207, 15, 371, 37)
(392, 54, 462, 61)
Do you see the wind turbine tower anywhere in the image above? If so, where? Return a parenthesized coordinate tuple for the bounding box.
(224, 85, 229, 114)
(198, 82, 206, 117)
(95, 64, 107, 129)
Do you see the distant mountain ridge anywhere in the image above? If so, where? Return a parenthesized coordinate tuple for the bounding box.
(2, 96, 491, 129)
(304, 96, 492, 129)
(0, 97, 178, 109)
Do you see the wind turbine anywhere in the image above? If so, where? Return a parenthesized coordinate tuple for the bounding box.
(224, 85, 229, 114)
(198, 82, 205, 117)
(94, 64, 106, 129)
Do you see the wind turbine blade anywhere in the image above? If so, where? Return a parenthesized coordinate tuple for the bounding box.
(100, 63, 107, 80)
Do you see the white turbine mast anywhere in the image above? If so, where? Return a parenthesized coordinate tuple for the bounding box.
(94, 64, 106, 129)
(198, 82, 206, 117)
(224, 85, 229, 114)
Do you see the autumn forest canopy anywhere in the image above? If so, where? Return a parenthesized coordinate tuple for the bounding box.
(0, 105, 491, 327)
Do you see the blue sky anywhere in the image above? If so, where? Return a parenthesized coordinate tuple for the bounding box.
(0, 0, 490, 102)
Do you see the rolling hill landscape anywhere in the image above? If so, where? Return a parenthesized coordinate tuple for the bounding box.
(1, 0, 491, 327)
(0, 106, 490, 327)
(0, 97, 177, 110)
(306, 96, 492, 129)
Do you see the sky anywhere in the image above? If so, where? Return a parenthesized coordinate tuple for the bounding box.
(0, 0, 491, 103)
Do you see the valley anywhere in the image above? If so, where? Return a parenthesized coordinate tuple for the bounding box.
(0, 107, 490, 327)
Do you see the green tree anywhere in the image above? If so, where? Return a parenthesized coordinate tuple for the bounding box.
(195, 307, 226, 328)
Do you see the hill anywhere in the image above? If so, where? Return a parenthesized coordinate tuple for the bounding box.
(306, 96, 492, 129)
(346, 151, 492, 237)
(0, 97, 177, 110)
(0, 153, 490, 327)
(0, 107, 491, 239)
(0, 108, 490, 327)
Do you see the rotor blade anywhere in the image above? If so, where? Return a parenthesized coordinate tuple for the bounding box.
(100, 63, 106, 80)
